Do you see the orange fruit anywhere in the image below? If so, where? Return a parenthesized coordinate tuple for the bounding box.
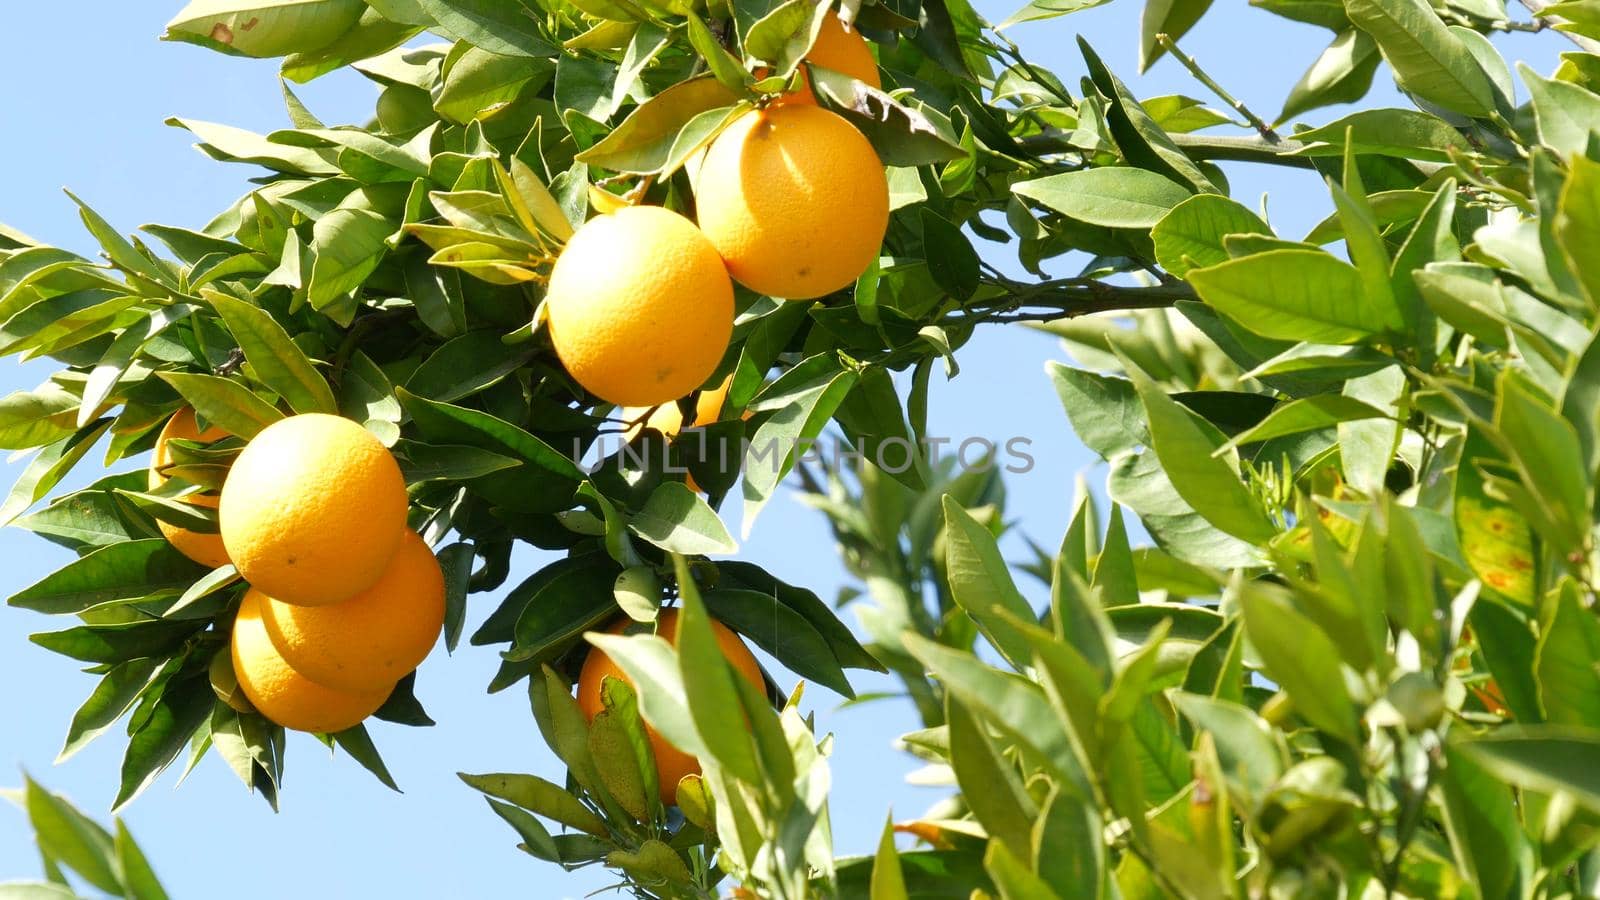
(545, 206, 734, 407)
(622, 377, 734, 493)
(695, 104, 888, 300)
(231, 590, 391, 733)
(220, 413, 408, 607)
(578, 610, 764, 806)
(782, 15, 881, 105)
(621, 375, 733, 442)
(258, 530, 445, 693)
(148, 408, 231, 569)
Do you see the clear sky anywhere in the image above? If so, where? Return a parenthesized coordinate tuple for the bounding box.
(0, 2, 1564, 896)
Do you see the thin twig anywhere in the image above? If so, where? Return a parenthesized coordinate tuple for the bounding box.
(946, 278, 1197, 326)
(1015, 130, 1320, 169)
(1156, 33, 1279, 141)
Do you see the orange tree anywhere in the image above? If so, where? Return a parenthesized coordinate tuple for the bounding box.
(6, 0, 1600, 896)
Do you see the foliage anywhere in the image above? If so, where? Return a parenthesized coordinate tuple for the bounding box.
(5, 0, 1600, 896)
(2, 777, 170, 899)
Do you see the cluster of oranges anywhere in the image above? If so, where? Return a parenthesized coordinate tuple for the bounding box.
(152, 410, 444, 734)
(544, 15, 889, 411)
(545, 20, 886, 805)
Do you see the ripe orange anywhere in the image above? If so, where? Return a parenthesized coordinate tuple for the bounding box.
(623, 377, 734, 493)
(258, 530, 444, 693)
(578, 610, 764, 806)
(220, 413, 408, 607)
(148, 407, 231, 569)
(782, 15, 881, 105)
(695, 104, 889, 300)
(545, 206, 734, 407)
(621, 375, 732, 442)
(231, 590, 391, 733)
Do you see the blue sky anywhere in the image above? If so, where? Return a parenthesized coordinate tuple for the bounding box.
(0, 2, 1565, 896)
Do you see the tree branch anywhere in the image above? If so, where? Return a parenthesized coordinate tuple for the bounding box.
(1517, 0, 1600, 53)
(950, 279, 1197, 325)
(1015, 129, 1321, 169)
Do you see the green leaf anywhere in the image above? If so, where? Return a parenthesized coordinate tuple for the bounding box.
(115, 679, 214, 810)
(997, 0, 1108, 28)
(942, 495, 1037, 670)
(1077, 39, 1217, 193)
(575, 77, 740, 175)
(1461, 727, 1600, 812)
(809, 69, 970, 167)
(1536, 581, 1600, 728)
(921, 209, 980, 300)
(1343, 0, 1495, 116)
(30, 621, 197, 665)
(686, 13, 749, 92)
(167, 117, 338, 175)
(24, 776, 120, 894)
(1171, 693, 1284, 802)
(332, 724, 400, 791)
(457, 773, 609, 836)
(113, 819, 170, 900)
(0, 385, 86, 450)
(158, 373, 285, 440)
(1239, 581, 1359, 742)
(1014, 168, 1193, 229)
(1520, 63, 1600, 157)
(946, 697, 1037, 865)
(742, 357, 858, 531)
(1279, 29, 1381, 122)
(1496, 370, 1591, 551)
(606, 840, 693, 886)
(0, 885, 78, 899)
(584, 631, 708, 763)
(1558, 154, 1600, 308)
(1031, 784, 1103, 898)
(869, 814, 908, 900)
(1294, 108, 1469, 160)
(8, 540, 203, 615)
(1455, 428, 1537, 606)
(164, 0, 365, 58)
(58, 658, 164, 763)
(204, 291, 336, 414)
(1188, 249, 1399, 343)
(903, 633, 1090, 795)
(1151, 194, 1271, 277)
(985, 841, 1063, 900)
(405, 330, 532, 403)
(1219, 395, 1387, 450)
(0, 421, 113, 528)
(1338, 365, 1405, 494)
(671, 555, 765, 786)
(483, 797, 559, 861)
(588, 676, 658, 822)
(401, 388, 584, 480)
(505, 556, 621, 664)
(1126, 366, 1277, 545)
(417, 0, 556, 57)
(1138, 0, 1214, 71)
(434, 47, 552, 124)
(701, 589, 854, 697)
(716, 560, 880, 672)
(628, 482, 737, 555)
(1046, 364, 1146, 461)
(1439, 743, 1527, 900)
(307, 208, 393, 308)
